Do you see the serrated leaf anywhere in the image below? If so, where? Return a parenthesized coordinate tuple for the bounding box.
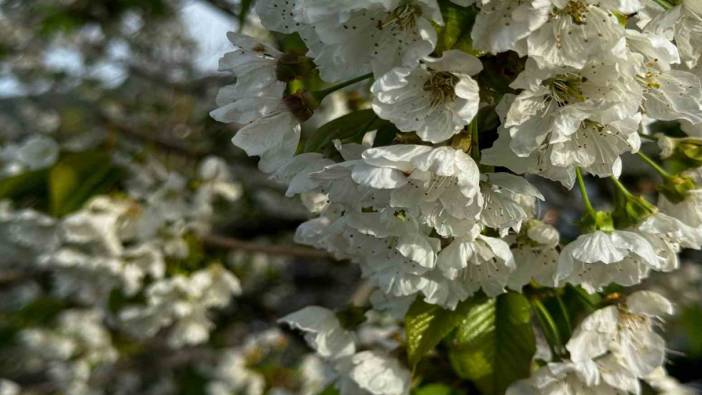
(405, 296, 483, 367)
(448, 293, 535, 395)
(303, 109, 389, 153)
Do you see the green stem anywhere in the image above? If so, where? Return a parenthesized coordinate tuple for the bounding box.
(637, 132, 657, 142)
(637, 151, 672, 179)
(610, 176, 633, 198)
(651, 0, 674, 10)
(470, 118, 480, 162)
(314, 73, 373, 101)
(532, 299, 563, 359)
(555, 294, 572, 339)
(572, 286, 599, 310)
(575, 167, 595, 215)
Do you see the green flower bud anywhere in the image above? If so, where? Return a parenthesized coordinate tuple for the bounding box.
(658, 174, 696, 204)
(612, 192, 657, 228)
(656, 134, 702, 168)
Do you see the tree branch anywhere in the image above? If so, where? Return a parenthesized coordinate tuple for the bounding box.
(125, 64, 232, 95)
(98, 112, 208, 159)
(203, 234, 335, 260)
(0, 271, 31, 286)
(199, 0, 239, 19)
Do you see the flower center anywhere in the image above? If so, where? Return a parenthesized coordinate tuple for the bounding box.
(425, 175, 456, 198)
(617, 309, 650, 332)
(383, 3, 422, 30)
(563, 0, 589, 25)
(636, 71, 662, 90)
(424, 71, 459, 107)
(545, 73, 587, 107)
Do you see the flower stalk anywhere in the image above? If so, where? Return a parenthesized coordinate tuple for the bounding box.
(313, 73, 374, 102)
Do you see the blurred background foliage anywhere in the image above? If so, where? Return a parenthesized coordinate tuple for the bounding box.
(0, 1, 363, 393)
(0, 0, 701, 394)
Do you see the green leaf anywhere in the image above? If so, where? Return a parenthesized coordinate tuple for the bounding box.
(0, 168, 50, 202)
(49, 151, 122, 216)
(303, 109, 390, 153)
(12, 297, 67, 327)
(49, 160, 80, 215)
(448, 293, 535, 395)
(174, 366, 209, 395)
(405, 296, 483, 367)
(681, 305, 702, 358)
(413, 384, 461, 395)
(317, 384, 340, 395)
(435, 2, 479, 55)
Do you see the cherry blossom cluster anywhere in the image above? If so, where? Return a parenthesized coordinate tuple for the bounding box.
(0, 153, 244, 393)
(210, 0, 702, 393)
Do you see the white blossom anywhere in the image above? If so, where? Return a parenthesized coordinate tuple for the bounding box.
(349, 145, 482, 237)
(210, 33, 301, 173)
(506, 360, 620, 395)
(298, 0, 444, 81)
(525, 0, 637, 69)
(0, 135, 59, 175)
(480, 172, 543, 235)
(647, 0, 702, 68)
(281, 306, 411, 395)
(20, 309, 117, 395)
(505, 59, 642, 177)
(645, 367, 697, 395)
(0, 201, 59, 266)
(658, 168, 702, 227)
(436, 232, 515, 299)
(471, 0, 551, 54)
(508, 220, 560, 290)
(371, 50, 482, 143)
(566, 291, 674, 390)
(119, 265, 241, 348)
(207, 329, 288, 395)
(335, 351, 411, 395)
(556, 230, 661, 292)
(279, 306, 356, 359)
(0, 380, 20, 395)
(635, 212, 702, 272)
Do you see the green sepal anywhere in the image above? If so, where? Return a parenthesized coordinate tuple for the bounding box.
(579, 210, 615, 233)
(612, 190, 657, 228)
(658, 174, 696, 204)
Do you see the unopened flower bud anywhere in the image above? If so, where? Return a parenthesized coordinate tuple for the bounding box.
(656, 134, 676, 159)
(656, 134, 702, 167)
(658, 174, 696, 204)
(613, 193, 657, 228)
